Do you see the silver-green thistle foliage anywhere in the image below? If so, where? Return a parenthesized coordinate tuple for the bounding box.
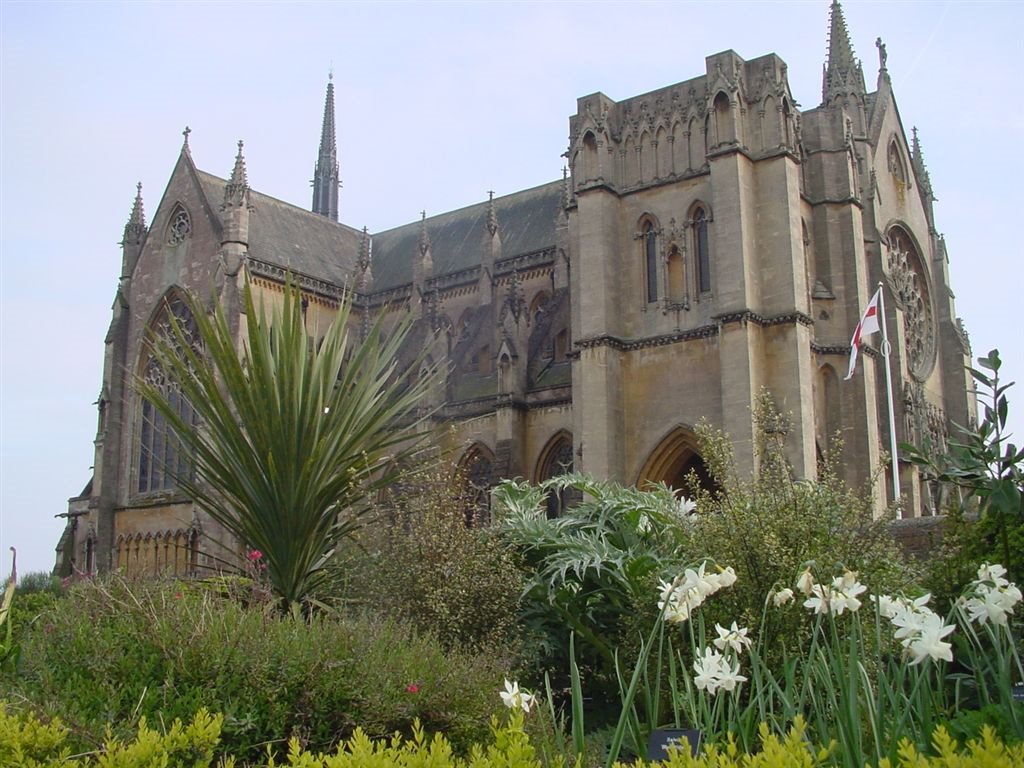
(137, 280, 436, 612)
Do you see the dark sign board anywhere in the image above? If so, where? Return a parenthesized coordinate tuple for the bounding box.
(646, 728, 702, 760)
(1012, 683, 1024, 703)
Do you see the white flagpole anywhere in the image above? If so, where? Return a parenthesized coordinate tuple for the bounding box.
(877, 281, 902, 516)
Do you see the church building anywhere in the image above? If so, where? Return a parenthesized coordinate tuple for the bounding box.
(60, 2, 974, 577)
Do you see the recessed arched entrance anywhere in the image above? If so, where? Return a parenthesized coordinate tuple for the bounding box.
(636, 426, 715, 496)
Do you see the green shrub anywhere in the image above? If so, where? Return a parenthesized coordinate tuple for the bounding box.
(344, 462, 523, 653)
(7, 576, 507, 763)
(4, 703, 1021, 768)
(681, 397, 919, 657)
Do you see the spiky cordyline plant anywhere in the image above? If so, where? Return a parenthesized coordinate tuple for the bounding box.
(137, 278, 437, 614)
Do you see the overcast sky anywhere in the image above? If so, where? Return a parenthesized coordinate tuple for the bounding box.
(2, 0, 1021, 578)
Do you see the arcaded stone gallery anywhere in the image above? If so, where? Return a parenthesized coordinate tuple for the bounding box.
(60, 2, 974, 577)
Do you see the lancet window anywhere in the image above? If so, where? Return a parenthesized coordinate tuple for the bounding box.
(137, 296, 199, 494)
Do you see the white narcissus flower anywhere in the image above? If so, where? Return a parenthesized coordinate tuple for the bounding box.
(772, 588, 794, 607)
(637, 514, 652, 534)
(677, 497, 698, 517)
(905, 612, 955, 665)
(499, 679, 536, 712)
(693, 647, 747, 695)
(803, 584, 831, 614)
(692, 647, 721, 693)
(977, 563, 1010, 588)
(715, 566, 738, 588)
(713, 621, 752, 654)
(796, 567, 816, 596)
(963, 563, 1022, 627)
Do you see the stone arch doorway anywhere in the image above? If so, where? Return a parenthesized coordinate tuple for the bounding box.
(535, 430, 578, 517)
(636, 426, 715, 497)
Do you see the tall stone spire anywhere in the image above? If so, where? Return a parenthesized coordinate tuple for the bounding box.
(822, 0, 865, 105)
(311, 73, 340, 221)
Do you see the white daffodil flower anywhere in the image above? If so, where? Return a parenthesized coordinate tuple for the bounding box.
(712, 621, 752, 654)
(499, 679, 536, 712)
(796, 567, 816, 596)
(771, 587, 794, 607)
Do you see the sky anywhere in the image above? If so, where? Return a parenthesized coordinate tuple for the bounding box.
(1, 0, 1022, 578)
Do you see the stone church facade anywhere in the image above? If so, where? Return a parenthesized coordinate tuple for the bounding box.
(60, 2, 974, 577)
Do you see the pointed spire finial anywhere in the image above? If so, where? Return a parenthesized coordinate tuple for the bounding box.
(486, 190, 499, 237)
(822, 1, 865, 104)
(182, 125, 192, 155)
(358, 225, 371, 271)
(418, 210, 432, 257)
(312, 73, 340, 221)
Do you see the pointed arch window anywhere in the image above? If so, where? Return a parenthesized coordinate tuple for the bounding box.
(693, 207, 711, 293)
(166, 204, 192, 246)
(459, 444, 496, 527)
(644, 220, 659, 302)
(137, 296, 199, 494)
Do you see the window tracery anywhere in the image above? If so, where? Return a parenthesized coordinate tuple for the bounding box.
(460, 444, 496, 526)
(886, 227, 936, 381)
(137, 297, 199, 494)
(166, 205, 192, 246)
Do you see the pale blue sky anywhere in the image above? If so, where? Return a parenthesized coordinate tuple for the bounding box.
(2, 1, 1021, 576)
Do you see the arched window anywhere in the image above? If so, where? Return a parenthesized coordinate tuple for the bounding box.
(887, 141, 906, 184)
(459, 444, 496, 526)
(536, 431, 578, 518)
(137, 295, 199, 494)
(667, 245, 685, 303)
(644, 220, 658, 302)
(693, 207, 711, 293)
(165, 204, 192, 246)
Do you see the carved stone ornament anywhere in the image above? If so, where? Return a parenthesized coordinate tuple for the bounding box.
(886, 227, 936, 381)
(167, 207, 191, 246)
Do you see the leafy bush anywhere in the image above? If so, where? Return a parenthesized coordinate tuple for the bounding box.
(4, 702, 1021, 768)
(682, 397, 918, 654)
(6, 576, 507, 762)
(905, 350, 1024, 605)
(344, 462, 523, 652)
(493, 475, 694, 709)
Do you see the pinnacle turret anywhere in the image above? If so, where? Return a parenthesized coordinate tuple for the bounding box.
(418, 210, 432, 257)
(122, 182, 146, 245)
(486, 190, 499, 237)
(911, 127, 934, 201)
(222, 140, 251, 211)
(311, 73, 340, 221)
(120, 182, 147, 279)
(822, 0, 865, 105)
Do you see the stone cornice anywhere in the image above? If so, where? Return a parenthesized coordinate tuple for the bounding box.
(247, 257, 352, 305)
(575, 310, 813, 353)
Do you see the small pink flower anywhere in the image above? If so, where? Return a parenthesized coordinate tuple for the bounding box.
(406, 683, 420, 694)
(175, 592, 183, 599)
(247, 549, 263, 562)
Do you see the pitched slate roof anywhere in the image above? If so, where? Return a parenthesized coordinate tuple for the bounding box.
(194, 170, 561, 294)
(369, 181, 563, 291)
(195, 170, 363, 286)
